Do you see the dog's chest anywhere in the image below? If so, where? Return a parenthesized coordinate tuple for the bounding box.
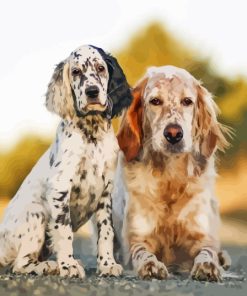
(69, 136, 117, 232)
(126, 162, 196, 230)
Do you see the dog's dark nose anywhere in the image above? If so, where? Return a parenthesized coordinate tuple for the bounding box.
(85, 85, 99, 99)
(164, 124, 183, 144)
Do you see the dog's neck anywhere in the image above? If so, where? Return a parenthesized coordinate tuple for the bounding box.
(61, 115, 111, 143)
(141, 146, 209, 178)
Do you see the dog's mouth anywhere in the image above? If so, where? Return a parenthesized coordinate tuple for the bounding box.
(71, 87, 111, 117)
(86, 102, 107, 111)
(75, 99, 113, 119)
(164, 141, 184, 154)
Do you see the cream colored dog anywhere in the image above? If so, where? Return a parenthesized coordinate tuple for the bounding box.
(114, 66, 231, 281)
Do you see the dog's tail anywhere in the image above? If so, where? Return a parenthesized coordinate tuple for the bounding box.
(218, 250, 231, 270)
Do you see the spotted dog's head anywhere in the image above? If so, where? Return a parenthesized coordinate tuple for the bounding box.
(118, 66, 229, 162)
(46, 45, 132, 119)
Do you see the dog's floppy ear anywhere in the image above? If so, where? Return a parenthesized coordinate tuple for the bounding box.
(117, 78, 147, 161)
(45, 60, 75, 119)
(90, 46, 132, 118)
(104, 54, 133, 117)
(193, 83, 230, 158)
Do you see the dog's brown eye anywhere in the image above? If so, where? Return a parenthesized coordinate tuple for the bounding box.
(71, 68, 81, 76)
(181, 97, 193, 106)
(97, 65, 105, 73)
(150, 98, 162, 106)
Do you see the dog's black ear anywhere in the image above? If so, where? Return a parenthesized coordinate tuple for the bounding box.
(90, 45, 133, 118)
(104, 54, 133, 117)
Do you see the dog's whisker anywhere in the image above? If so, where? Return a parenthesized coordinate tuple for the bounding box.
(107, 82, 126, 97)
(143, 125, 164, 147)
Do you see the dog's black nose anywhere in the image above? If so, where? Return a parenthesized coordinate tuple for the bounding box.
(85, 85, 99, 98)
(164, 124, 183, 144)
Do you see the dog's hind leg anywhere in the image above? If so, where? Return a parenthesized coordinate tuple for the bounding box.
(11, 212, 58, 276)
(13, 256, 58, 276)
(0, 227, 13, 268)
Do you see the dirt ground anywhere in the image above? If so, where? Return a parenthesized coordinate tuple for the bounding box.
(0, 236, 246, 296)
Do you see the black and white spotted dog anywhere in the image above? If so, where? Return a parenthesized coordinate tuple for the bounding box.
(0, 45, 132, 278)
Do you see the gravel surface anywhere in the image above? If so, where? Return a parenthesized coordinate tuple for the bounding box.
(0, 237, 246, 296)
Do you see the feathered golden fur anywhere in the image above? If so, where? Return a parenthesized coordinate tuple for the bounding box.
(117, 66, 231, 281)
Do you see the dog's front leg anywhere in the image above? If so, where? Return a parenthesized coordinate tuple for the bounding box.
(96, 180, 123, 277)
(190, 246, 223, 282)
(130, 241, 169, 280)
(47, 184, 85, 279)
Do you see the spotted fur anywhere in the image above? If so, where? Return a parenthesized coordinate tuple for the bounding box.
(0, 45, 132, 278)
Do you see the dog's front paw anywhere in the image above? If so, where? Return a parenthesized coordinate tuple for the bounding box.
(58, 259, 85, 279)
(137, 258, 168, 280)
(98, 261, 123, 277)
(191, 260, 222, 282)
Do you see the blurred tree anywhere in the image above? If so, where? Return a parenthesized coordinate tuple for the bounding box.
(0, 136, 50, 198)
(219, 78, 247, 163)
(116, 22, 231, 97)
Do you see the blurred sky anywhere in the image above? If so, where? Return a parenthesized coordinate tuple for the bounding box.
(0, 0, 246, 150)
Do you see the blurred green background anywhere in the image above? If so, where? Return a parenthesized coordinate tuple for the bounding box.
(0, 22, 246, 244)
